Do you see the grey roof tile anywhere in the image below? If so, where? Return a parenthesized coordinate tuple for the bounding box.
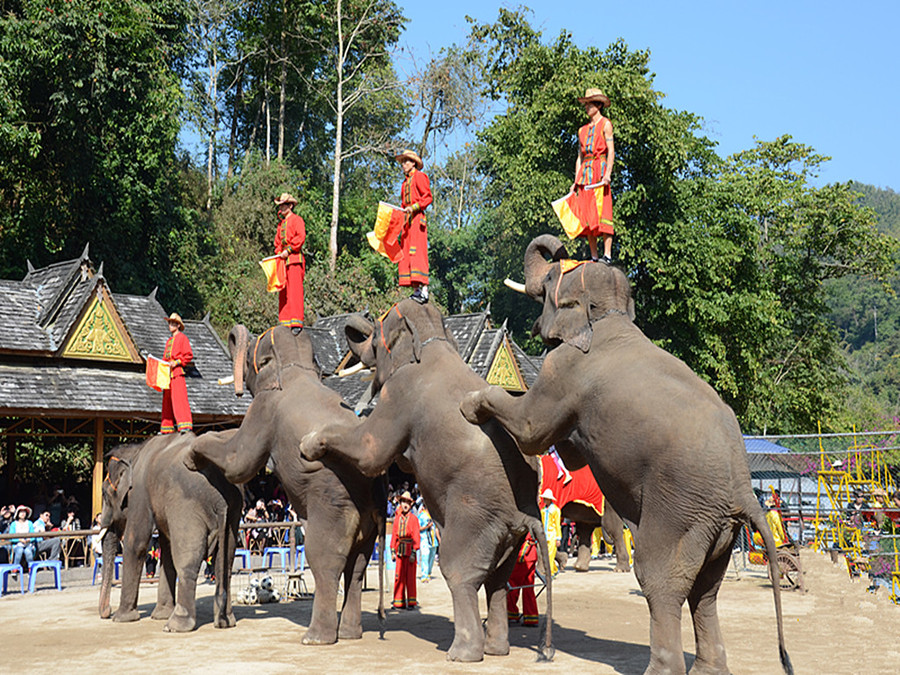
(0, 281, 49, 351)
(443, 313, 489, 361)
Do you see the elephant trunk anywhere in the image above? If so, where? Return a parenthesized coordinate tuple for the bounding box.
(228, 325, 249, 397)
(524, 234, 568, 299)
(98, 525, 119, 619)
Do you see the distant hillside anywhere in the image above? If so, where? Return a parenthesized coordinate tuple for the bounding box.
(827, 183, 900, 426)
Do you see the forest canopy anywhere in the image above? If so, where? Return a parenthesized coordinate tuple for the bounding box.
(1, 2, 897, 435)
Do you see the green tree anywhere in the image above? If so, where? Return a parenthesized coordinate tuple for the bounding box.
(0, 0, 201, 312)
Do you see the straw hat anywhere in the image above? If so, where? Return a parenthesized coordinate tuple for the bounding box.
(166, 312, 184, 330)
(273, 192, 298, 206)
(577, 87, 611, 109)
(398, 491, 414, 503)
(15, 504, 32, 518)
(540, 488, 556, 502)
(395, 149, 423, 170)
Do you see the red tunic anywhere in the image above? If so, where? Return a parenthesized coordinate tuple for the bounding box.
(574, 118, 614, 236)
(398, 170, 432, 286)
(507, 533, 539, 625)
(161, 330, 193, 433)
(274, 211, 306, 327)
(391, 510, 421, 608)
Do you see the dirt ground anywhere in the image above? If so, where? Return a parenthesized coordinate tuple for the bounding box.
(2, 549, 899, 674)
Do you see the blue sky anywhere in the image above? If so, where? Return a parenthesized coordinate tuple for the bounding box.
(397, 1, 899, 190)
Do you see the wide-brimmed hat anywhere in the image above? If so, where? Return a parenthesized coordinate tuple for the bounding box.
(398, 491, 414, 503)
(540, 488, 556, 502)
(395, 149, 423, 170)
(764, 496, 776, 508)
(166, 312, 184, 330)
(15, 504, 32, 518)
(274, 192, 299, 206)
(577, 87, 611, 109)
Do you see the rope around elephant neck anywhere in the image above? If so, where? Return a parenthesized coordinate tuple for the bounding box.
(592, 308, 627, 322)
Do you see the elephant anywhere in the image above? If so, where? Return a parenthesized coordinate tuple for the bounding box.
(541, 454, 631, 573)
(98, 432, 241, 632)
(460, 234, 792, 675)
(300, 299, 553, 663)
(185, 325, 385, 645)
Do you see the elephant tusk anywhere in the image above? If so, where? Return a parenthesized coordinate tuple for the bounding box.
(504, 278, 527, 294)
(217, 375, 235, 386)
(98, 527, 108, 540)
(338, 362, 365, 377)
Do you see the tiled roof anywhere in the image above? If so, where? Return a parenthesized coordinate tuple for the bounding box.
(443, 312, 489, 361)
(467, 328, 503, 379)
(0, 281, 48, 351)
(510, 342, 541, 388)
(323, 370, 373, 411)
(306, 326, 344, 376)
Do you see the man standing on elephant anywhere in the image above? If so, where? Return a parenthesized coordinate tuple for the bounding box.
(161, 313, 193, 434)
(391, 491, 420, 609)
(541, 488, 562, 576)
(396, 149, 432, 304)
(274, 192, 306, 332)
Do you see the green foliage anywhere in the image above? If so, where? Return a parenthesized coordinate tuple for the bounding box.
(13, 439, 93, 487)
(0, 0, 201, 311)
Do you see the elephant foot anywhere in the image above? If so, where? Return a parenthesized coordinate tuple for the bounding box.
(687, 660, 729, 675)
(112, 608, 141, 623)
(151, 604, 174, 620)
(483, 637, 510, 656)
(615, 564, 631, 573)
(163, 609, 196, 633)
(302, 626, 338, 645)
(446, 639, 484, 663)
(574, 563, 590, 572)
(215, 612, 237, 629)
(338, 623, 363, 640)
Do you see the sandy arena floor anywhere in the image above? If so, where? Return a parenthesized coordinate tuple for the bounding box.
(2, 549, 899, 674)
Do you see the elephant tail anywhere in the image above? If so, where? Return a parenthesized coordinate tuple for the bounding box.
(747, 507, 794, 675)
(526, 517, 554, 662)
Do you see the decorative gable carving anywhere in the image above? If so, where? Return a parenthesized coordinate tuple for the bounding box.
(486, 336, 526, 392)
(60, 286, 141, 363)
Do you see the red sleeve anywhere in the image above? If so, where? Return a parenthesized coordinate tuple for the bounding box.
(285, 213, 306, 253)
(173, 332, 193, 367)
(391, 517, 399, 553)
(414, 172, 432, 211)
(274, 220, 284, 255)
(410, 513, 421, 550)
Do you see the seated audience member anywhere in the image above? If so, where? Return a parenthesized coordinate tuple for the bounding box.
(9, 505, 36, 571)
(32, 510, 62, 561)
(244, 499, 270, 548)
(90, 514, 104, 560)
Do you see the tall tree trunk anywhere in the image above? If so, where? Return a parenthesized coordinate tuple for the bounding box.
(206, 41, 218, 210)
(227, 61, 244, 178)
(277, 8, 287, 161)
(328, 0, 345, 275)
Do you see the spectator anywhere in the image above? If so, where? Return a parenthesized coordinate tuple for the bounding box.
(9, 505, 35, 571)
(90, 514, 104, 560)
(60, 505, 81, 531)
(32, 510, 62, 561)
(846, 491, 869, 521)
(48, 485, 66, 527)
(0, 503, 13, 532)
(417, 505, 438, 582)
(244, 499, 270, 548)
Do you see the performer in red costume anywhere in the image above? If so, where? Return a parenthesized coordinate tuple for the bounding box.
(507, 532, 539, 626)
(391, 491, 421, 609)
(161, 312, 193, 434)
(396, 149, 433, 303)
(274, 192, 306, 332)
(571, 88, 615, 263)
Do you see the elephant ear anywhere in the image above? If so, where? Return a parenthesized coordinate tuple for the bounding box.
(402, 316, 422, 363)
(107, 457, 133, 514)
(345, 315, 376, 366)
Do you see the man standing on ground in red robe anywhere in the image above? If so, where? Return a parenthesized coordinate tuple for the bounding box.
(274, 192, 306, 333)
(161, 313, 193, 434)
(507, 532, 539, 626)
(396, 149, 432, 303)
(571, 87, 615, 263)
(391, 490, 421, 609)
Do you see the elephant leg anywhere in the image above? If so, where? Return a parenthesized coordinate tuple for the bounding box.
(440, 529, 488, 662)
(686, 550, 731, 675)
(573, 522, 594, 572)
(303, 520, 344, 645)
(163, 536, 205, 632)
(338, 549, 368, 640)
(151, 536, 176, 620)
(602, 507, 631, 573)
(483, 553, 516, 656)
(213, 515, 238, 629)
(631, 529, 692, 675)
(113, 539, 149, 623)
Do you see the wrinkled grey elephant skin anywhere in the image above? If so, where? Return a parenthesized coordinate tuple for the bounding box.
(98, 433, 241, 632)
(460, 234, 793, 675)
(301, 300, 553, 663)
(186, 325, 384, 646)
(562, 501, 630, 573)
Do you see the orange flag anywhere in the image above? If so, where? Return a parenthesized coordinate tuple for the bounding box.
(366, 202, 405, 262)
(145, 355, 171, 392)
(551, 182, 606, 239)
(259, 255, 287, 293)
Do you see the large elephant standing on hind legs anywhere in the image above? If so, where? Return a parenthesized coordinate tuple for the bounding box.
(461, 234, 793, 675)
(301, 299, 553, 663)
(185, 325, 385, 646)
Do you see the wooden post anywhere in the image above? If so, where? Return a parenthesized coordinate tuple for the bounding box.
(5, 435, 15, 496)
(92, 417, 104, 518)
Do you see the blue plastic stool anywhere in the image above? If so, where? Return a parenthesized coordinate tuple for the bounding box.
(234, 548, 251, 570)
(28, 560, 62, 593)
(263, 546, 291, 570)
(296, 545, 306, 570)
(1, 563, 24, 594)
(92, 555, 123, 585)
(370, 542, 379, 563)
